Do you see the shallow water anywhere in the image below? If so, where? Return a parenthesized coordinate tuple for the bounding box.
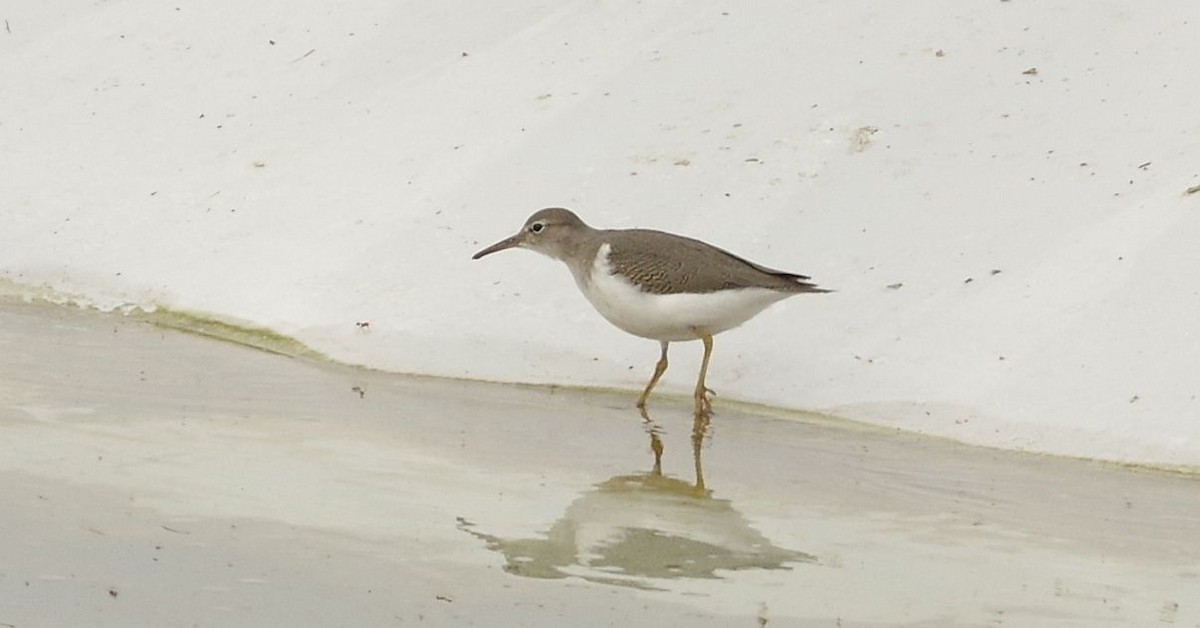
(1, 300, 1197, 627)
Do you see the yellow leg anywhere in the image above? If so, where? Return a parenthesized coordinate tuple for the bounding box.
(636, 341, 670, 409)
(693, 334, 714, 415)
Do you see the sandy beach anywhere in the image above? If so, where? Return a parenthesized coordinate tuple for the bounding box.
(2, 300, 1197, 627)
(4, 1, 1199, 465)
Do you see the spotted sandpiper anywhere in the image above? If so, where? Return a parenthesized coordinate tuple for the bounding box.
(472, 208, 829, 415)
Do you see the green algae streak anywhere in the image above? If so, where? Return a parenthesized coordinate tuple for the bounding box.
(130, 307, 326, 360)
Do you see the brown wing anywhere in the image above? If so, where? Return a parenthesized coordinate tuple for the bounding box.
(606, 230, 829, 295)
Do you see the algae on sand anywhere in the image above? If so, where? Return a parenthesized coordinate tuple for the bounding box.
(129, 307, 325, 360)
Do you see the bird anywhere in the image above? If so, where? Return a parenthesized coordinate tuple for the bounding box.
(472, 208, 829, 415)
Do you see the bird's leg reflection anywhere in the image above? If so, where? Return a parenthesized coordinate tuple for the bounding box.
(640, 404, 710, 492)
(640, 408, 665, 476)
(691, 408, 711, 493)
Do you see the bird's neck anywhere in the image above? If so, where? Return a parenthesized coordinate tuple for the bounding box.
(559, 229, 608, 288)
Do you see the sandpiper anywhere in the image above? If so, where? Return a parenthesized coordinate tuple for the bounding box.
(472, 208, 829, 415)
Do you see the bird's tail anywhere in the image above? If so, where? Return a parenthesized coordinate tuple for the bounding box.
(781, 273, 832, 294)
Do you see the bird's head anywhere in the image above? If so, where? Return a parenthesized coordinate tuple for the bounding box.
(472, 207, 590, 262)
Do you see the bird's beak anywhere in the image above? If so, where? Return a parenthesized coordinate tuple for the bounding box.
(472, 233, 523, 259)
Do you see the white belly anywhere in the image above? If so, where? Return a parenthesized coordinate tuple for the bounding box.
(571, 244, 792, 342)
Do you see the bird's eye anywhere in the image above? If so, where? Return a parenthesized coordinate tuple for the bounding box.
(530, 222, 545, 234)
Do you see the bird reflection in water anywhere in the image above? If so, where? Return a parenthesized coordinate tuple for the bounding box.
(641, 404, 708, 493)
(457, 407, 814, 588)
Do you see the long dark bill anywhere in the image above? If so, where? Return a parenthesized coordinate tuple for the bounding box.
(472, 234, 522, 259)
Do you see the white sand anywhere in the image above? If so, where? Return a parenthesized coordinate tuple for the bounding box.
(2, 2, 1199, 465)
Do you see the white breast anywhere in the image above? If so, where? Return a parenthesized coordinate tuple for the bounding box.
(570, 243, 793, 342)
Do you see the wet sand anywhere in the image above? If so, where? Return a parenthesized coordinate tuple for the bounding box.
(1, 300, 1197, 627)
